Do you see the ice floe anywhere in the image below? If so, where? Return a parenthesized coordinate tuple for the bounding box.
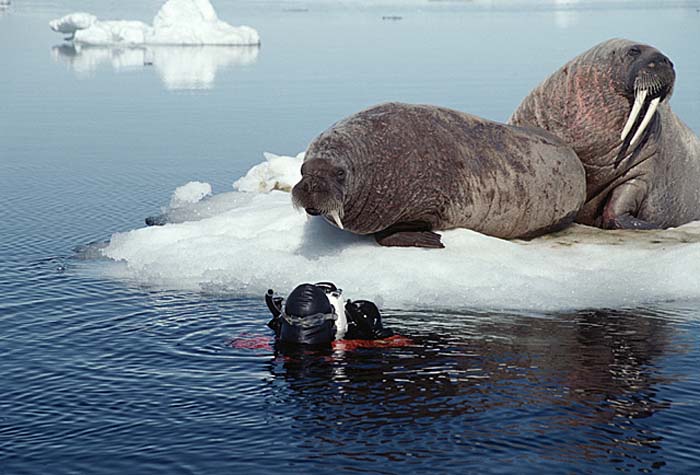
(95, 153, 700, 312)
(49, 0, 260, 46)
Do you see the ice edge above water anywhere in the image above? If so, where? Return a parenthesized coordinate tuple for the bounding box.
(94, 152, 700, 312)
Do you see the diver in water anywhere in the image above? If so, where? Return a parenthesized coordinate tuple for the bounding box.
(265, 282, 394, 346)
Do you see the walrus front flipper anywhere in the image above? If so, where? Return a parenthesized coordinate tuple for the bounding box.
(601, 181, 660, 230)
(375, 230, 444, 248)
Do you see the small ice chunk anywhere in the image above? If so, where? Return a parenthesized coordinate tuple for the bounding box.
(233, 152, 304, 193)
(169, 181, 212, 209)
(49, 12, 98, 34)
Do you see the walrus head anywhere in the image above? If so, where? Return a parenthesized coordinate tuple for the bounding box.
(617, 42, 675, 147)
(510, 39, 677, 167)
(292, 157, 348, 229)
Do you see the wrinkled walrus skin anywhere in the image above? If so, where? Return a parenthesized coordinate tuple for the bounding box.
(510, 38, 700, 230)
(292, 102, 586, 248)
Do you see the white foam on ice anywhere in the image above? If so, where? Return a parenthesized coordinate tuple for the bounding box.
(51, 43, 258, 90)
(169, 181, 212, 209)
(97, 153, 700, 312)
(49, 0, 260, 46)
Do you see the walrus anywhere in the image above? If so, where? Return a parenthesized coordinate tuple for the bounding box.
(510, 38, 700, 230)
(291, 102, 586, 248)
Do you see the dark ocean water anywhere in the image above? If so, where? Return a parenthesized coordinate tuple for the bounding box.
(2, 1, 700, 474)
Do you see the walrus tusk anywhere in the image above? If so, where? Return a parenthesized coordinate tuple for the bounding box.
(620, 88, 647, 143)
(329, 210, 344, 230)
(630, 96, 660, 146)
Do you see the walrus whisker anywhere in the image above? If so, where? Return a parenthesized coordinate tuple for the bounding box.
(630, 96, 660, 146)
(620, 88, 647, 142)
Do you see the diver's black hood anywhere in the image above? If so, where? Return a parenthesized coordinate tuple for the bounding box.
(284, 284, 333, 317)
(278, 284, 337, 346)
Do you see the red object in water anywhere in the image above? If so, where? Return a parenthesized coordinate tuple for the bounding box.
(230, 334, 273, 350)
(332, 335, 413, 351)
(230, 334, 412, 351)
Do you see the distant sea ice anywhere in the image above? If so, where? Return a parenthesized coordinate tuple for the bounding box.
(49, 0, 260, 46)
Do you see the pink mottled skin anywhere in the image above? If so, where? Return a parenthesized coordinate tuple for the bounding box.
(510, 38, 700, 229)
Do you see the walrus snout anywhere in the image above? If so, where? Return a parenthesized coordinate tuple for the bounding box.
(629, 51, 675, 99)
(291, 175, 346, 229)
(293, 159, 347, 211)
(620, 47, 676, 147)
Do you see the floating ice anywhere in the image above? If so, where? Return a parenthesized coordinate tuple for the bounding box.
(233, 152, 304, 193)
(49, 0, 260, 46)
(96, 153, 700, 312)
(51, 43, 258, 90)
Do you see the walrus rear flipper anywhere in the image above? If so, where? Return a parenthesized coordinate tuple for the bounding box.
(375, 223, 444, 248)
(602, 213, 660, 230)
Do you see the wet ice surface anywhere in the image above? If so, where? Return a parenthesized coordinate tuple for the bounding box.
(2, 1, 700, 474)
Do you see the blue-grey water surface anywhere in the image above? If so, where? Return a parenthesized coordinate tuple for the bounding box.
(2, 1, 700, 473)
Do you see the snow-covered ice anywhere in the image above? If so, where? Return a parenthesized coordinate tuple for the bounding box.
(96, 153, 700, 312)
(49, 0, 260, 46)
(169, 182, 212, 209)
(233, 152, 305, 193)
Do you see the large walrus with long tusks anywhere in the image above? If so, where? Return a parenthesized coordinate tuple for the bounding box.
(291, 102, 586, 248)
(510, 38, 700, 230)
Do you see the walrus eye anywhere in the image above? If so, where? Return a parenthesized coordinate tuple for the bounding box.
(627, 46, 642, 58)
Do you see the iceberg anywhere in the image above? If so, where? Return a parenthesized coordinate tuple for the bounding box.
(96, 153, 700, 313)
(49, 0, 260, 46)
(51, 43, 259, 90)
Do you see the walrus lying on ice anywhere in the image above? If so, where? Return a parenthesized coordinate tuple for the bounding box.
(510, 38, 700, 230)
(292, 102, 585, 248)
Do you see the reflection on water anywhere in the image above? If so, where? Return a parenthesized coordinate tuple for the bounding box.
(51, 43, 259, 90)
(269, 307, 683, 471)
